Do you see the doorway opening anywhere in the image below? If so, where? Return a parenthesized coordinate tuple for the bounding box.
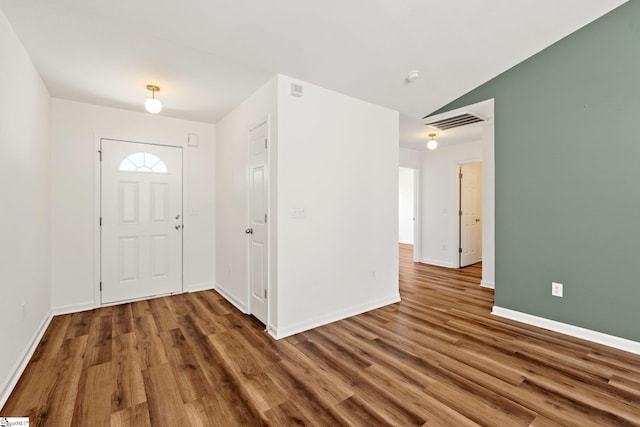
(398, 166, 420, 262)
(458, 162, 482, 268)
(419, 98, 495, 289)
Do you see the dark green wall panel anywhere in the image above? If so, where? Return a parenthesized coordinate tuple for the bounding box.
(435, 1, 640, 340)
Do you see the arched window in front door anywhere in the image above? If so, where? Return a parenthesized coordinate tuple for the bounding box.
(118, 152, 168, 173)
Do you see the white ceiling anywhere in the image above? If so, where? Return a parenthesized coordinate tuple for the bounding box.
(0, 0, 626, 125)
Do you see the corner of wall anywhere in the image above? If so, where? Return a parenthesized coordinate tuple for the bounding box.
(270, 293, 401, 340)
(0, 309, 53, 409)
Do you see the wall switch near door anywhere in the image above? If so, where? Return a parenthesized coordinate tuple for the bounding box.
(552, 282, 564, 297)
(292, 206, 307, 218)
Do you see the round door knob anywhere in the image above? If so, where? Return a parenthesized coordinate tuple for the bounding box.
(245, 228, 253, 234)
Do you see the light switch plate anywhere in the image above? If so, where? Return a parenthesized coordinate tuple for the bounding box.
(292, 206, 307, 218)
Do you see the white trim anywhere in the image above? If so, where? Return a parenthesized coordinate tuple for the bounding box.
(480, 280, 495, 289)
(492, 306, 640, 356)
(0, 310, 53, 409)
(269, 293, 401, 340)
(420, 258, 456, 268)
(93, 135, 102, 309)
(413, 167, 422, 262)
(265, 113, 276, 338)
(214, 283, 248, 313)
(186, 281, 215, 293)
(52, 302, 95, 315)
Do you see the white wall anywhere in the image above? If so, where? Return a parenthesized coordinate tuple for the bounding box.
(50, 99, 215, 312)
(215, 77, 278, 318)
(0, 9, 52, 406)
(275, 75, 400, 337)
(421, 140, 482, 267)
(398, 167, 415, 244)
(399, 147, 422, 168)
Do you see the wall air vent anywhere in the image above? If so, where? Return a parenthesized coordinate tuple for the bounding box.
(423, 113, 484, 130)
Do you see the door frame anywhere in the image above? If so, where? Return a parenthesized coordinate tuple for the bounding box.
(424, 98, 495, 288)
(398, 166, 422, 262)
(456, 161, 482, 268)
(93, 135, 187, 308)
(412, 167, 421, 262)
(246, 118, 272, 330)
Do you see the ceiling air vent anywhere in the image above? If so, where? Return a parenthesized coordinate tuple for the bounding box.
(423, 113, 484, 130)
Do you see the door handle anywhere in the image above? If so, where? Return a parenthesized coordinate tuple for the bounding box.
(245, 228, 253, 234)
(475, 218, 481, 222)
(175, 224, 182, 230)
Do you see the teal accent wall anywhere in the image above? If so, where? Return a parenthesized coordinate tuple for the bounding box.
(435, 1, 640, 341)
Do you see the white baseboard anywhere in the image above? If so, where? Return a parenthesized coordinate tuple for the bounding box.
(480, 280, 495, 289)
(214, 283, 247, 314)
(420, 258, 455, 268)
(186, 281, 215, 293)
(0, 309, 53, 409)
(269, 293, 401, 340)
(52, 301, 95, 316)
(399, 239, 414, 245)
(492, 306, 640, 356)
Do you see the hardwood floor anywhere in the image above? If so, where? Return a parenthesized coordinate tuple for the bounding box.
(3, 243, 640, 426)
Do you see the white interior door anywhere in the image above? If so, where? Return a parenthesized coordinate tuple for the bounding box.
(101, 139, 183, 304)
(247, 123, 268, 324)
(459, 162, 482, 267)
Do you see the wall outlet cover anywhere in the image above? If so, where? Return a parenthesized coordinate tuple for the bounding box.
(552, 282, 563, 297)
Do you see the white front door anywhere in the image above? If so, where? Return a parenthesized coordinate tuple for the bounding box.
(101, 139, 183, 304)
(248, 123, 268, 324)
(459, 162, 482, 267)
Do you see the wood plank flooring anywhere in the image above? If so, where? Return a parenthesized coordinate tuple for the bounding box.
(3, 243, 640, 425)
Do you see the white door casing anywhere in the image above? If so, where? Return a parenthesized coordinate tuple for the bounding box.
(101, 139, 183, 304)
(398, 167, 415, 245)
(459, 162, 483, 267)
(248, 123, 269, 324)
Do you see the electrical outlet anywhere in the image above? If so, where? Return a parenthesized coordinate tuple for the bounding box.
(552, 282, 563, 297)
(372, 271, 377, 280)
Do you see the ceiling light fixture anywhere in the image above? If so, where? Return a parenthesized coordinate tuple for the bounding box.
(144, 84, 162, 114)
(427, 133, 438, 150)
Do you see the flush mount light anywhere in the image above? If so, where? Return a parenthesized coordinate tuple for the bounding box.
(144, 84, 162, 114)
(427, 133, 438, 150)
(406, 70, 420, 83)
